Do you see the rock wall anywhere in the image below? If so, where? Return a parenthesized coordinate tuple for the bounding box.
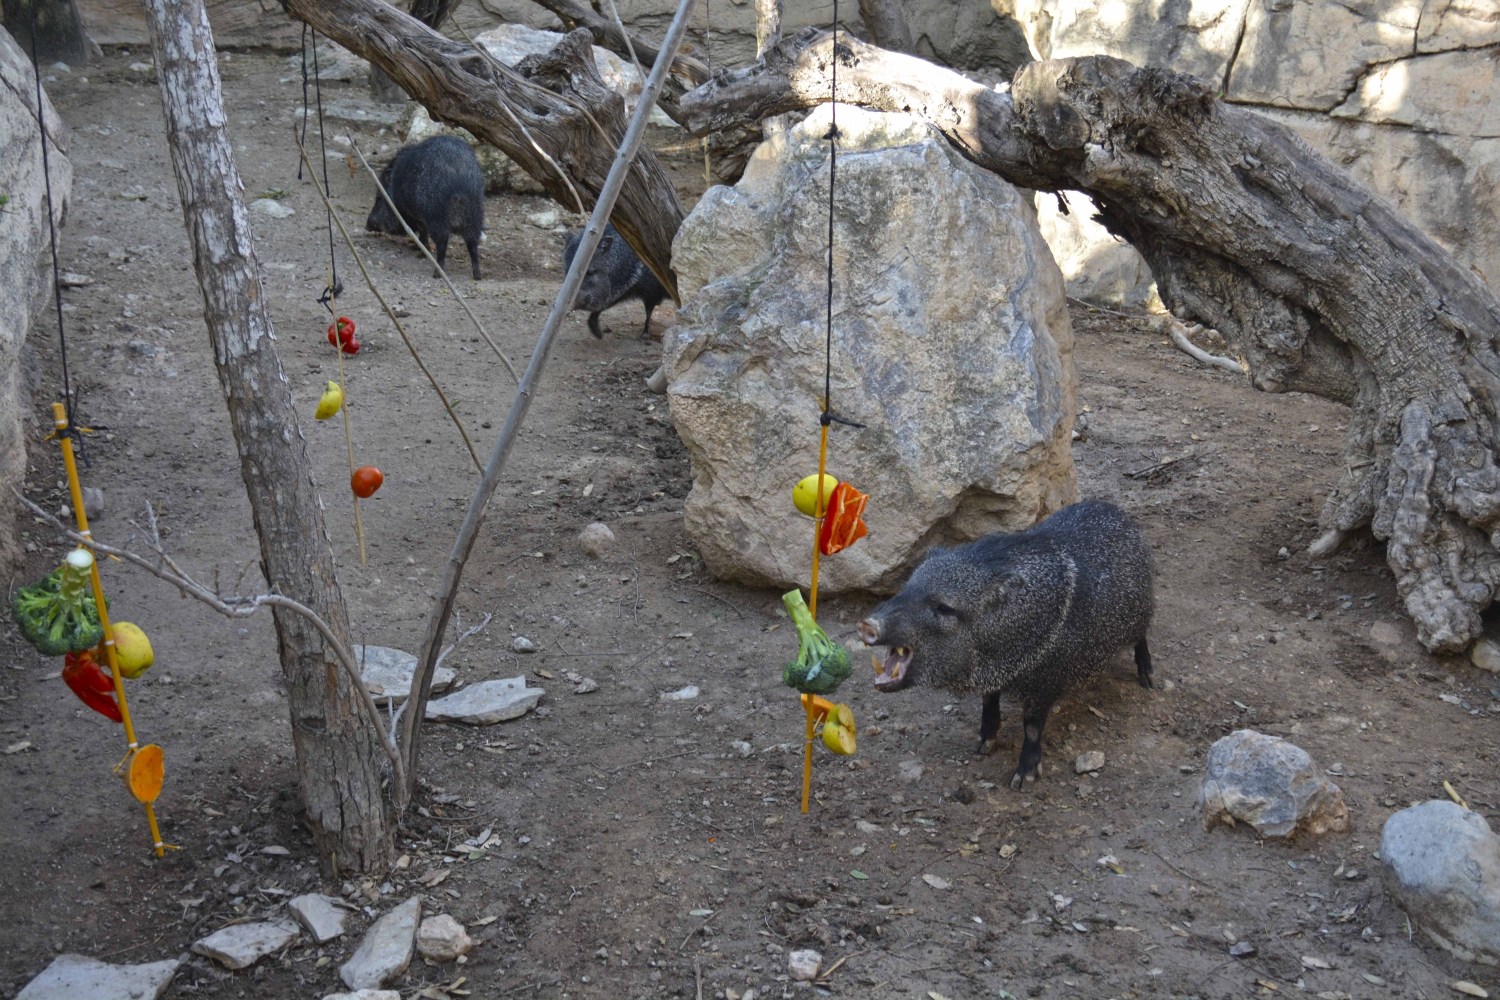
(666, 104, 1078, 594)
(1017, 0, 1500, 301)
(0, 28, 71, 568)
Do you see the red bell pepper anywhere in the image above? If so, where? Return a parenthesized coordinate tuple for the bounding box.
(817, 481, 870, 556)
(62, 649, 122, 722)
(327, 316, 356, 348)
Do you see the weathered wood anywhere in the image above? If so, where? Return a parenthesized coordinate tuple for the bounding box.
(369, 0, 459, 104)
(684, 30, 1500, 654)
(519, 0, 709, 90)
(754, 0, 781, 58)
(280, 0, 684, 302)
(142, 0, 394, 873)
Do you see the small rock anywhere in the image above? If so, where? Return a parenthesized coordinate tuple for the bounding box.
(660, 685, 699, 701)
(261, 845, 290, 856)
(898, 759, 924, 783)
(57, 272, 93, 288)
(731, 739, 753, 757)
(425, 676, 542, 724)
(646, 364, 668, 394)
(416, 913, 473, 962)
(786, 949, 822, 982)
(127, 61, 152, 71)
(922, 873, 951, 890)
(1471, 638, 1500, 674)
(525, 208, 559, 229)
(322, 991, 401, 1000)
(1381, 800, 1500, 964)
(1229, 941, 1256, 957)
(17, 954, 180, 1000)
(511, 636, 537, 653)
(1075, 750, 1105, 774)
(249, 198, 295, 218)
(289, 893, 349, 944)
(341, 896, 420, 989)
(1198, 729, 1349, 838)
(192, 920, 300, 970)
(578, 522, 615, 557)
(78, 488, 104, 523)
(1277, 546, 1290, 560)
(856, 820, 883, 834)
(573, 677, 599, 694)
(357, 646, 455, 701)
(1371, 621, 1403, 647)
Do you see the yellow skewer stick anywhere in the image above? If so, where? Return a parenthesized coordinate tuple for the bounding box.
(52, 403, 175, 857)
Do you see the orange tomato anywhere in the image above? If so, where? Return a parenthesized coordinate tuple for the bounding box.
(351, 466, 383, 499)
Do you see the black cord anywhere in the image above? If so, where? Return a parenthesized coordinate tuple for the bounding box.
(303, 27, 342, 310)
(26, 0, 86, 463)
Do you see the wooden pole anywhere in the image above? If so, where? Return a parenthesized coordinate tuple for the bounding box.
(398, 0, 701, 788)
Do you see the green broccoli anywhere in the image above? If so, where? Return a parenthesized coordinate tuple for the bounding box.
(13, 549, 108, 656)
(781, 588, 851, 695)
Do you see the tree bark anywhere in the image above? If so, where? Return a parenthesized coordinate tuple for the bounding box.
(855, 0, 913, 53)
(143, 0, 394, 873)
(369, 0, 461, 104)
(280, 0, 684, 303)
(754, 0, 781, 58)
(510, 0, 708, 91)
(682, 31, 1500, 655)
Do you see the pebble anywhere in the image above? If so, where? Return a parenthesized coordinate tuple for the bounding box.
(1381, 800, 1500, 964)
(191, 920, 300, 970)
(660, 685, 699, 701)
(289, 893, 350, 944)
(1370, 621, 1402, 647)
(81, 486, 104, 519)
(322, 992, 401, 1000)
(573, 677, 599, 694)
(525, 209, 560, 229)
(577, 521, 615, 557)
(786, 949, 822, 982)
(1198, 729, 1349, 838)
(1075, 750, 1105, 774)
(511, 636, 537, 653)
(1229, 941, 1256, 957)
(341, 897, 420, 990)
(249, 197, 295, 218)
(416, 913, 473, 962)
(425, 676, 543, 725)
(731, 739, 753, 757)
(898, 759, 924, 783)
(16, 954, 181, 1000)
(1471, 638, 1500, 674)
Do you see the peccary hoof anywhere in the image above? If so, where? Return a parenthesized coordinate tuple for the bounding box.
(976, 737, 998, 756)
(1009, 769, 1037, 791)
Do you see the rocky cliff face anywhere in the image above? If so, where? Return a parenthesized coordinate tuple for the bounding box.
(1018, 0, 1500, 302)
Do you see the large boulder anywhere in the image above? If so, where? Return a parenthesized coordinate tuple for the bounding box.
(666, 103, 1078, 594)
(1, 29, 71, 569)
(1381, 800, 1500, 964)
(1013, 0, 1500, 301)
(1198, 730, 1349, 839)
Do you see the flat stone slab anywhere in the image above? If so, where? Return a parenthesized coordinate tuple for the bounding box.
(18, 953, 180, 1000)
(356, 646, 454, 702)
(289, 893, 351, 944)
(425, 676, 542, 725)
(192, 919, 300, 970)
(341, 896, 420, 990)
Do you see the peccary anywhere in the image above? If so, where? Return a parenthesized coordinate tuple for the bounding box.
(365, 135, 485, 280)
(858, 501, 1154, 789)
(562, 223, 667, 339)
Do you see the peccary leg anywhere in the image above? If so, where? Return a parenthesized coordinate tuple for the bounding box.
(1009, 699, 1053, 790)
(976, 692, 1001, 755)
(1134, 638, 1154, 689)
(639, 305, 656, 340)
(431, 227, 451, 277)
(587, 312, 604, 338)
(465, 235, 482, 281)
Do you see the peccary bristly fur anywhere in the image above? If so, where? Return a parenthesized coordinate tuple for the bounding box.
(858, 500, 1155, 789)
(366, 135, 485, 280)
(563, 223, 667, 339)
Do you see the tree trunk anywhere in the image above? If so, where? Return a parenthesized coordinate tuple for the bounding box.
(682, 31, 1500, 655)
(280, 0, 684, 303)
(368, 0, 462, 103)
(143, 0, 394, 874)
(754, 0, 781, 58)
(514, 0, 709, 91)
(855, 0, 912, 53)
(2, 0, 90, 63)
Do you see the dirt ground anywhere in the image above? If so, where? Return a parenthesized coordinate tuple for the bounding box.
(3, 47, 1499, 1000)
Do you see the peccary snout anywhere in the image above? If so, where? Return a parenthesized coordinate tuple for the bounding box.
(562, 223, 667, 339)
(366, 135, 486, 280)
(862, 500, 1155, 789)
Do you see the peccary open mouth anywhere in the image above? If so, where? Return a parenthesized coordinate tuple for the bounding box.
(873, 646, 913, 691)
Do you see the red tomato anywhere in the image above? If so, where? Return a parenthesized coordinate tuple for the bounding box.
(351, 466, 383, 499)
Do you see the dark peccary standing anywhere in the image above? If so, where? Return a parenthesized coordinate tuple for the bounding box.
(365, 135, 485, 280)
(858, 500, 1155, 789)
(562, 223, 667, 339)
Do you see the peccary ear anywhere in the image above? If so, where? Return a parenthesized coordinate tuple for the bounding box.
(985, 571, 1026, 607)
(598, 234, 615, 254)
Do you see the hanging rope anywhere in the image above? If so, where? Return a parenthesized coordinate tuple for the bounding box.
(25, 1, 84, 464)
(299, 27, 343, 310)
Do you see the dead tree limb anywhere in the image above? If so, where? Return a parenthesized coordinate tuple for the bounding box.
(682, 30, 1500, 654)
(754, 0, 781, 58)
(280, 0, 684, 302)
(511, 0, 708, 90)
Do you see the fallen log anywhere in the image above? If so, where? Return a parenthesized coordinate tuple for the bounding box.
(682, 30, 1500, 654)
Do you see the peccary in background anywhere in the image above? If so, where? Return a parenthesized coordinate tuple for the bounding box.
(858, 501, 1155, 789)
(366, 135, 485, 280)
(562, 223, 667, 339)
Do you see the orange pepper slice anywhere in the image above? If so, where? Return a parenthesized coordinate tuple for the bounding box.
(817, 481, 869, 556)
(128, 745, 165, 803)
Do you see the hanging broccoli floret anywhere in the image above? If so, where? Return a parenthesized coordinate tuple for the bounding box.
(13, 549, 108, 656)
(781, 588, 851, 695)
